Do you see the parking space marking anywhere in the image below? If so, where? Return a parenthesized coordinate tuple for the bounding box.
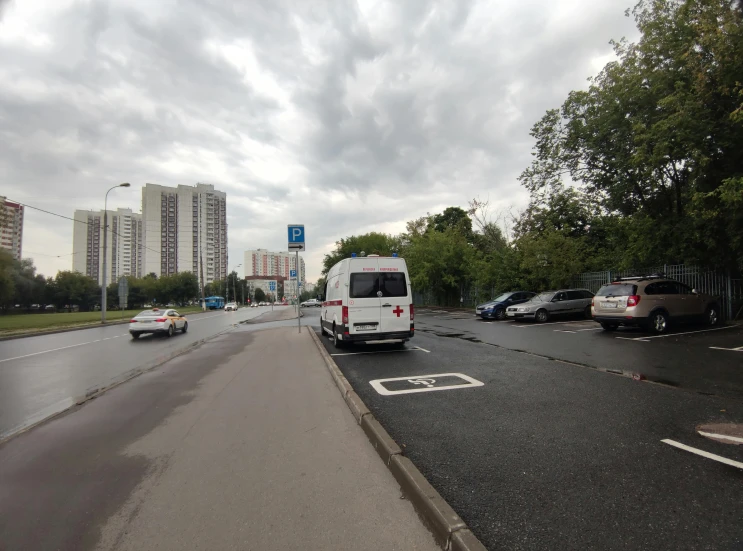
(615, 337, 651, 342)
(661, 439, 743, 470)
(331, 347, 428, 357)
(555, 330, 576, 333)
(622, 325, 738, 341)
(697, 431, 743, 444)
(370, 372, 485, 396)
(575, 327, 602, 332)
(709, 345, 743, 352)
(512, 321, 588, 328)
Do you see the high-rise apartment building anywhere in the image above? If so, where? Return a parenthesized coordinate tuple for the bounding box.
(244, 249, 305, 282)
(1, 197, 24, 261)
(72, 208, 143, 284)
(142, 183, 227, 284)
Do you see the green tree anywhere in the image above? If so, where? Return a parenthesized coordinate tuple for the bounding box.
(322, 232, 403, 276)
(52, 271, 100, 311)
(0, 250, 15, 310)
(254, 288, 266, 303)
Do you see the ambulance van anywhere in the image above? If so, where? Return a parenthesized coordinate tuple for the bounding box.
(321, 254, 414, 348)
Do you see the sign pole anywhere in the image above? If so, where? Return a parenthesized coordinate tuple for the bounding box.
(296, 250, 301, 333)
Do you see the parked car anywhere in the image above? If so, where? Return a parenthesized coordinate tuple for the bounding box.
(301, 298, 322, 308)
(476, 292, 536, 320)
(592, 275, 721, 334)
(506, 289, 594, 322)
(224, 302, 238, 311)
(129, 308, 188, 339)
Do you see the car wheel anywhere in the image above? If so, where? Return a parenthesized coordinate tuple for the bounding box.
(649, 311, 669, 334)
(167, 324, 174, 338)
(600, 323, 618, 332)
(706, 305, 720, 326)
(333, 323, 344, 349)
(131, 332, 140, 340)
(495, 308, 506, 321)
(182, 322, 188, 333)
(535, 309, 549, 323)
(584, 305, 592, 319)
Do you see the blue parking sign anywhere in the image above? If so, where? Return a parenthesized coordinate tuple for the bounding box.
(287, 224, 305, 251)
(290, 269, 297, 278)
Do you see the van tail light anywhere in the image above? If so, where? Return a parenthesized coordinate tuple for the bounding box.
(155, 317, 168, 322)
(627, 295, 641, 307)
(591, 298, 595, 307)
(342, 306, 349, 325)
(410, 304, 415, 321)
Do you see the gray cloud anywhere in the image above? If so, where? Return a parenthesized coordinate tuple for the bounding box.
(0, 0, 639, 279)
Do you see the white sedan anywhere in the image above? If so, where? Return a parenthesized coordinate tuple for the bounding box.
(224, 302, 238, 311)
(129, 308, 188, 339)
(300, 299, 322, 307)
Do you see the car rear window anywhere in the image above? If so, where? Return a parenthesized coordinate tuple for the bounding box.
(596, 284, 637, 297)
(136, 310, 161, 317)
(350, 273, 379, 298)
(379, 273, 408, 297)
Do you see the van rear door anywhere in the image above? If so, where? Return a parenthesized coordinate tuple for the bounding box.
(378, 258, 411, 335)
(347, 258, 381, 336)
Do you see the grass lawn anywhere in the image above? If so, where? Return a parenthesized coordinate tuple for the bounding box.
(0, 305, 206, 334)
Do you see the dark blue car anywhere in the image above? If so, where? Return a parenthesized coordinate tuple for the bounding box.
(475, 291, 536, 320)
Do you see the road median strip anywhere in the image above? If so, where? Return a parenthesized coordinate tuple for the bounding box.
(307, 327, 487, 551)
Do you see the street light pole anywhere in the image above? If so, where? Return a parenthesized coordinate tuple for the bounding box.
(233, 264, 242, 305)
(101, 183, 131, 323)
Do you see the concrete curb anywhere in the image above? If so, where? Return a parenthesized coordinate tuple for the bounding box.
(307, 327, 488, 551)
(0, 309, 217, 342)
(0, 326, 236, 444)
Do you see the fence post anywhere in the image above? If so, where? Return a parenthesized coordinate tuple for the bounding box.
(726, 272, 733, 320)
(607, 270, 611, 283)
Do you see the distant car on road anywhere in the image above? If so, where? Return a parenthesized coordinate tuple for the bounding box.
(506, 289, 594, 323)
(592, 275, 720, 334)
(476, 291, 536, 320)
(224, 302, 238, 311)
(129, 308, 188, 339)
(300, 298, 322, 308)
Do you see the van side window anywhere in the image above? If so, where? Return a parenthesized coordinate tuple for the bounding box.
(350, 273, 379, 298)
(379, 273, 408, 297)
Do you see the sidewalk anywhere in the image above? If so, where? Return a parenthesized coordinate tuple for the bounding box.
(97, 327, 436, 550)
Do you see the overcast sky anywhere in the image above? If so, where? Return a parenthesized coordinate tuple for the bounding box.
(0, 0, 638, 281)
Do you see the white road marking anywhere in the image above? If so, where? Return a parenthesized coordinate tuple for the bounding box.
(370, 372, 484, 396)
(616, 337, 650, 342)
(414, 346, 431, 353)
(188, 313, 224, 322)
(625, 325, 738, 341)
(575, 327, 602, 332)
(331, 348, 425, 357)
(709, 345, 743, 352)
(661, 439, 743, 469)
(512, 320, 587, 328)
(697, 431, 743, 444)
(554, 330, 576, 333)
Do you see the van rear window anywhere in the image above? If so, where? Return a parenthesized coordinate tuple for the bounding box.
(350, 273, 379, 298)
(380, 273, 408, 297)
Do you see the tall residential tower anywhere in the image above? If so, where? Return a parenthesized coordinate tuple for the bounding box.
(1, 197, 24, 261)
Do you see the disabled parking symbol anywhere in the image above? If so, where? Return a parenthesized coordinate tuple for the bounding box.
(369, 373, 484, 396)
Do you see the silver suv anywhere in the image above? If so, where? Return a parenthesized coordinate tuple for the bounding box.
(506, 289, 594, 323)
(592, 276, 720, 334)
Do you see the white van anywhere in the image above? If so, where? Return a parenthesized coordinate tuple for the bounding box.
(321, 254, 414, 348)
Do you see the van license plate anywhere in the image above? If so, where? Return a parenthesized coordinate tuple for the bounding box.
(356, 325, 377, 331)
(600, 302, 618, 308)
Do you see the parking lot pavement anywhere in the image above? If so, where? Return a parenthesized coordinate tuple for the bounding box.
(316, 328, 743, 550)
(414, 310, 743, 397)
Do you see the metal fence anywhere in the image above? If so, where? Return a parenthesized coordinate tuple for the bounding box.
(575, 264, 742, 320)
(414, 264, 743, 320)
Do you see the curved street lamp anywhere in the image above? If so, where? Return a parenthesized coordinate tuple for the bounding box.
(101, 183, 131, 323)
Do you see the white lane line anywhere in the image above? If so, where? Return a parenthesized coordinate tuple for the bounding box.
(512, 321, 587, 328)
(661, 439, 743, 469)
(576, 327, 602, 332)
(0, 340, 102, 364)
(189, 313, 224, 322)
(554, 330, 576, 333)
(616, 337, 650, 342)
(698, 431, 743, 444)
(414, 346, 431, 353)
(710, 346, 743, 352)
(331, 349, 426, 357)
(628, 325, 738, 341)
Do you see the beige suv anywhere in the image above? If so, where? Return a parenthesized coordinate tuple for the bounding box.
(592, 276, 721, 334)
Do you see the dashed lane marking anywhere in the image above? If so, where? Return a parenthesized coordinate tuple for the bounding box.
(661, 439, 743, 470)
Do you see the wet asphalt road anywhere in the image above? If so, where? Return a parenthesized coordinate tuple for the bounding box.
(415, 309, 743, 397)
(0, 306, 283, 440)
(307, 309, 743, 550)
